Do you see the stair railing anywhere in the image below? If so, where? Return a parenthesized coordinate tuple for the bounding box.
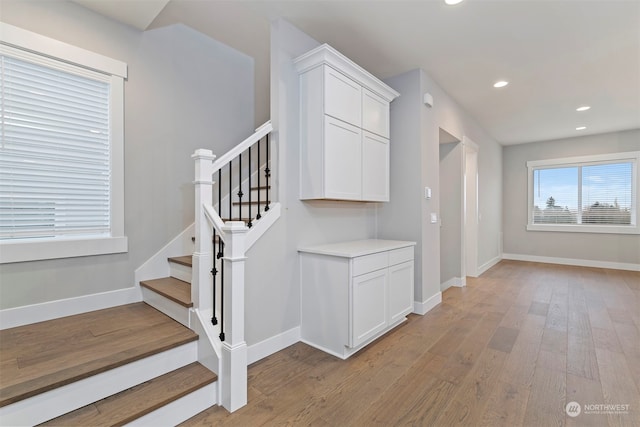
(192, 120, 274, 413)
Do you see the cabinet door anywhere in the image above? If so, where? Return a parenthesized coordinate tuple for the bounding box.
(388, 261, 414, 324)
(324, 66, 362, 126)
(350, 269, 388, 348)
(362, 89, 390, 138)
(324, 117, 362, 200)
(362, 131, 389, 202)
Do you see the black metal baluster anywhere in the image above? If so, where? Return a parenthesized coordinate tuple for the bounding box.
(256, 138, 262, 220)
(219, 240, 225, 342)
(265, 134, 270, 212)
(211, 228, 218, 326)
(227, 161, 232, 222)
(237, 153, 243, 222)
(248, 146, 253, 228)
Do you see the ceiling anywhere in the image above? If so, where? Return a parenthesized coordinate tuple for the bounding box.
(73, 0, 640, 146)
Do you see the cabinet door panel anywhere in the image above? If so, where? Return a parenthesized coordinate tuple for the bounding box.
(362, 131, 389, 202)
(362, 89, 390, 138)
(351, 269, 388, 348)
(324, 117, 362, 200)
(324, 66, 362, 126)
(388, 261, 414, 324)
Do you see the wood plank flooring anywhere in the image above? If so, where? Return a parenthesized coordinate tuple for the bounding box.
(182, 260, 640, 427)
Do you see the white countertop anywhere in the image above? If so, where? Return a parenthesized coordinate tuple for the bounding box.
(298, 239, 416, 258)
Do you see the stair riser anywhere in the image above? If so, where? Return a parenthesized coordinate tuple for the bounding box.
(0, 341, 197, 426)
(125, 381, 217, 426)
(217, 188, 270, 219)
(142, 287, 190, 327)
(169, 262, 192, 283)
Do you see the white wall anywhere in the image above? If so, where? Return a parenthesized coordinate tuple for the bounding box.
(379, 69, 503, 306)
(0, 1, 254, 309)
(503, 129, 640, 266)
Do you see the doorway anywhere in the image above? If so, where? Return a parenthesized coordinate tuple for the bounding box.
(438, 130, 479, 291)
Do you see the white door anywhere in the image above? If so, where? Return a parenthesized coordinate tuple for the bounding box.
(362, 131, 389, 202)
(362, 89, 389, 137)
(350, 269, 387, 348)
(324, 117, 362, 200)
(388, 261, 414, 324)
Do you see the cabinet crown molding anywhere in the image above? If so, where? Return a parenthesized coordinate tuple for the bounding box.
(294, 43, 399, 102)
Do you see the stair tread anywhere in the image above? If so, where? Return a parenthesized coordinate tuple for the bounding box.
(0, 303, 197, 407)
(168, 255, 192, 267)
(140, 277, 192, 308)
(40, 362, 216, 426)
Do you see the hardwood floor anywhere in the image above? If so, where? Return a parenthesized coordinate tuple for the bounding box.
(182, 260, 640, 427)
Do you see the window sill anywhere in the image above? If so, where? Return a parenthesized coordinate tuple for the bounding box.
(526, 224, 639, 235)
(0, 235, 128, 264)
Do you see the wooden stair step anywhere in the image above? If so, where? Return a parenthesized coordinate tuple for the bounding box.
(250, 185, 271, 190)
(0, 303, 197, 407)
(40, 362, 217, 426)
(168, 255, 192, 267)
(140, 277, 192, 308)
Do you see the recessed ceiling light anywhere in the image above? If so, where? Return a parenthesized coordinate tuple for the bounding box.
(493, 81, 509, 88)
(576, 126, 586, 131)
(576, 106, 591, 112)
(445, 0, 464, 4)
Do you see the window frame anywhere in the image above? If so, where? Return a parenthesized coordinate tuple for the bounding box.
(526, 151, 640, 235)
(0, 22, 128, 263)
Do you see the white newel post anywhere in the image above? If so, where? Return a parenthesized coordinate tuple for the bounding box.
(192, 149, 216, 314)
(220, 221, 249, 412)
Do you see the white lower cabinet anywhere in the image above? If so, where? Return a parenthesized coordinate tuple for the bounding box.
(299, 239, 415, 359)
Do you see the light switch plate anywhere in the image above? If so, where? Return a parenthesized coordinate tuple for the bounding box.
(430, 213, 438, 223)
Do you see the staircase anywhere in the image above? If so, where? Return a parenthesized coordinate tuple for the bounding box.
(137, 120, 280, 412)
(0, 303, 217, 426)
(0, 122, 279, 424)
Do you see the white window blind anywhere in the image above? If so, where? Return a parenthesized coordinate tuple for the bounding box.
(0, 51, 111, 239)
(527, 152, 639, 234)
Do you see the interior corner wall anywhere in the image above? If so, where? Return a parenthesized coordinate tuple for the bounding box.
(242, 19, 378, 346)
(0, 0, 254, 309)
(503, 129, 640, 265)
(439, 142, 463, 286)
(380, 68, 503, 306)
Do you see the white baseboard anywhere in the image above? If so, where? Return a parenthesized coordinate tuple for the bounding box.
(502, 253, 640, 272)
(478, 255, 502, 275)
(247, 326, 300, 365)
(441, 276, 465, 291)
(413, 292, 442, 315)
(0, 286, 142, 330)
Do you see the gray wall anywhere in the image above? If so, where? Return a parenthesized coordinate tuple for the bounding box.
(379, 69, 503, 305)
(439, 141, 463, 286)
(0, 1, 254, 309)
(503, 129, 640, 264)
(243, 19, 378, 345)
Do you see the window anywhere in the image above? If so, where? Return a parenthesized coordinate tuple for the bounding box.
(527, 151, 639, 234)
(0, 23, 127, 263)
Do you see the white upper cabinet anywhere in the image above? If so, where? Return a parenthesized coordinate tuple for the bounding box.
(295, 44, 399, 202)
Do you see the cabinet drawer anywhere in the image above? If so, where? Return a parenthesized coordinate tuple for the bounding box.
(353, 251, 388, 276)
(389, 246, 414, 266)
